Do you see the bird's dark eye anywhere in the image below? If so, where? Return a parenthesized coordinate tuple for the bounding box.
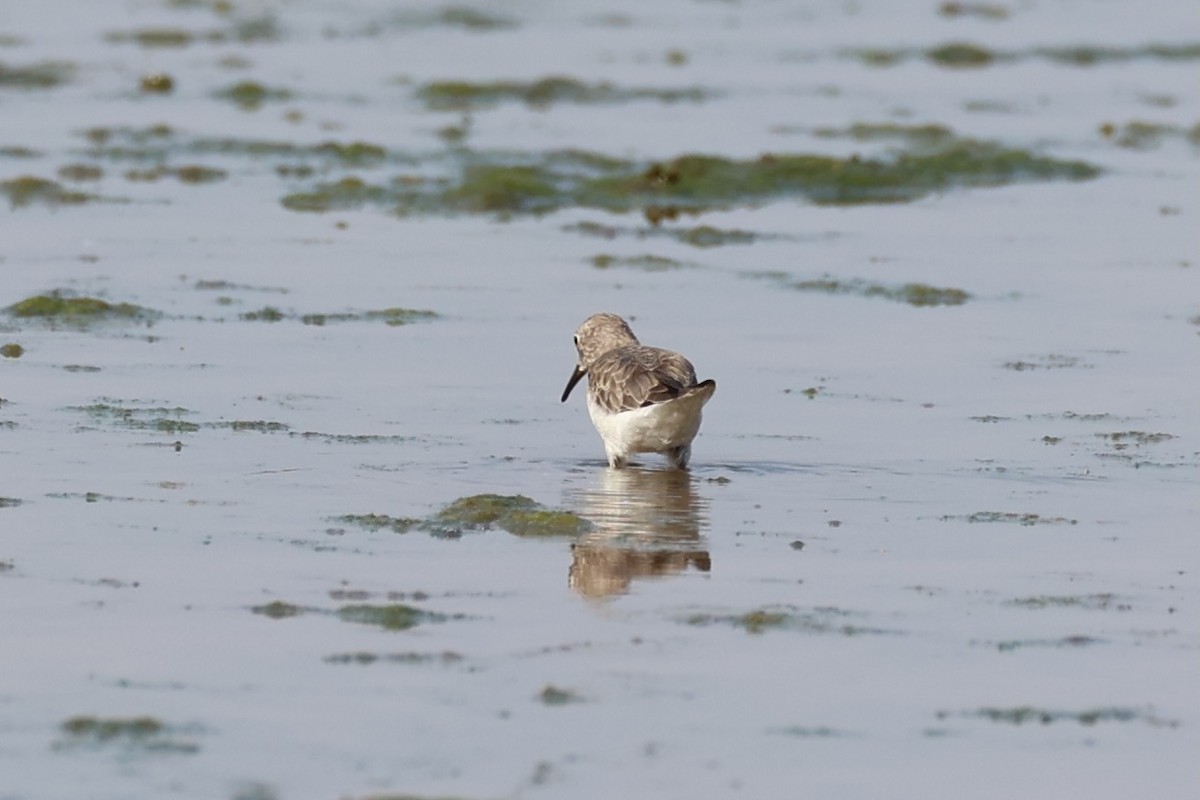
(573, 335, 579, 346)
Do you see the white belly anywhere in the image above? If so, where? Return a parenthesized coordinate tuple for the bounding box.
(587, 386, 712, 457)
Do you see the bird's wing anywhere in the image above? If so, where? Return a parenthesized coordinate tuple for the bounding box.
(589, 346, 698, 414)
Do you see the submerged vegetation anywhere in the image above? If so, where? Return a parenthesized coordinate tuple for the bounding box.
(589, 254, 693, 271)
(216, 80, 294, 110)
(683, 606, 890, 636)
(71, 125, 1099, 218)
(59, 715, 199, 753)
(104, 17, 280, 48)
(944, 706, 1175, 727)
(337, 603, 448, 631)
(69, 402, 199, 434)
(383, 5, 518, 32)
(0, 176, 95, 208)
(0, 60, 74, 89)
(812, 122, 958, 148)
(337, 493, 592, 540)
(253, 598, 458, 631)
(418, 76, 708, 110)
(238, 305, 439, 325)
(539, 685, 585, 706)
(5, 291, 158, 325)
(751, 272, 971, 307)
(941, 511, 1079, 525)
(1099, 120, 1200, 149)
(853, 41, 1200, 68)
(296, 142, 1095, 214)
(62, 716, 164, 740)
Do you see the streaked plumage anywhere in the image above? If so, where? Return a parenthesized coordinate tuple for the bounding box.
(561, 313, 716, 469)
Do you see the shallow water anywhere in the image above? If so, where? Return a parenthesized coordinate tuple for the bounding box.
(1, 1, 1198, 798)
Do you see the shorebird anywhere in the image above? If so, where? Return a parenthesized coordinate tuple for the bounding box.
(561, 313, 716, 469)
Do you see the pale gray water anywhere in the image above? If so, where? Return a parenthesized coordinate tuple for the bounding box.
(1, 1, 1197, 798)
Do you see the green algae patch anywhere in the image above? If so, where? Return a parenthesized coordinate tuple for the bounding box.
(418, 76, 707, 110)
(105, 18, 279, 47)
(577, 144, 1098, 208)
(1037, 42, 1200, 66)
(81, 127, 397, 169)
(300, 308, 439, 326)
(237, 305, 438, 325)
(58, 163, 105, 182)
(251, 600, 305, 619)
(685, 608, 794, 634)
(502, 509, 593, 538)
(175, 165, 227, 184)
(734, 609, 793, 634)
(945, 706, 1174, 727)
(684, 606, 891, 636)
(1, 343, 23, 358)
(1, 176, 94, 208)
(770, 725, 852, 739)
(1008, 594, 1124, 611)
(0, 61, 74, 89)
(281, 176, 392, 212)
(336, 603, 448, 631)
(1003, 354, 1083, 371)
(1098, 431, 1174, 446)
(0, 497, 21, 508)
(928, 42, 996, 68)
(813, 123, 957, 148)
(440, 165, 560, 213)
(59, 715, 200, 754)
(0, 146, 40, 158)
(1099, 120, 1200, 150)
(539, 684, 584, 706)
(953, 511, 1077, 526)
(434, 6, 516, 30)
(6, 292, 157, 325)
(106, 28, 203, 47)
(337, 501, 589, 539)
(672, 225, 760, 248)
(311, 141, 388, 165)
(891, 283, 969, 306)
(431, 494, 590, 537)
(207, 131, 1101, 216)
(938, 2, 1009, 19)
(140, 72, 174, 93)
(991, 636, 1104, 653)
(754, 273, 970, 306)
(124, 165, 228, 184)
(323, 651, 465, 666)
(435, 494, 541, 528)
(335, 513, 422, 534)
(388, 5, 518, 31)
(855, 41, 1200, 69)
(217, 80, 293, 110)
(590, 254, 692, 271)
(292, 432, 413, 445)
(69, 402, 199, 435)
(62, 715, 164, 740)
(224, 420, 290, 433)
(240, 306, 286, 322)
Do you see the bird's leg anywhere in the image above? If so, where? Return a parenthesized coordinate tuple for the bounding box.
(666, 444, 691, 470)
(605, 444, 628, 469)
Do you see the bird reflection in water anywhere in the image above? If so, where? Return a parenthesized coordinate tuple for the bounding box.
(566, 467, 711, 598)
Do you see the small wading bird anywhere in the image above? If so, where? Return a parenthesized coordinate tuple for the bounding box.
(561, 313, 716, 469)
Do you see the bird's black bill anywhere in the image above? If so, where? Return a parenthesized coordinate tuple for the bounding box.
(561, 366, 586, 402)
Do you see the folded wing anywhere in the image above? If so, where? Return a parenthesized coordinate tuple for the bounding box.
(590, 346, 699, 414)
